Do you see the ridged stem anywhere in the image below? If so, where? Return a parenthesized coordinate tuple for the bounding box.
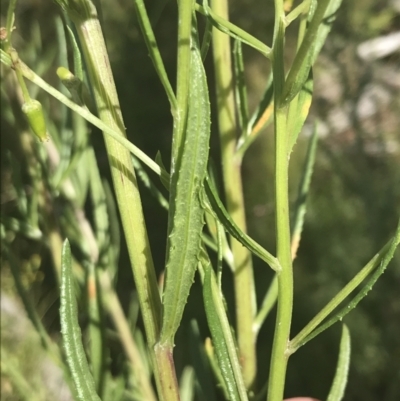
(267, 2, 294, 400)
(59, 1, 178, 399)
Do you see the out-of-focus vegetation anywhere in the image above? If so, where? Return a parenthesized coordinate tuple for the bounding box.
(1, 1, 399, 400)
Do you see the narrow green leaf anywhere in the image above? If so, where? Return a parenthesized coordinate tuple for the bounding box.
(55, 15, 69, 97)
(281, 0, 342, 105)
(189, 320, 218, 401)
(202, 176, 281, 272)
(172, 0, 193, 164)
(195, 2, 271, 58)
(65, 24, 84, 81)
(291, 123, 318, 258)
(310, 0, 343, 63)
(236, 72, 274, 156)
(155, 151, 171, 190)
(327, 324, 351, 401)
(287, 69, 314, 155)
(216, 218, 224, 290)
(200, 15, 213, 60)
(203, 263, 248, 401)
(64, 22, 94, 113)
(202, 338, 230, 399)
(131, 155, 169, 211)
(4, 0, 16, 52)
(290, 219, 400, 352)
(160, 23, 211, 343)
(233, 40, 249, 134)
(253, 277, 278, 334)
(103, 179, 121, 278)
(86, 262, 104, 395)
(60, 239, 101, 401)
(132, 0, 177, 111)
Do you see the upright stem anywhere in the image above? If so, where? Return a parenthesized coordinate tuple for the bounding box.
(74, 6, 162, 350)
(60, 1, 179, 399)
(267, 3, 294, 400)
(211, 0, 257, 390)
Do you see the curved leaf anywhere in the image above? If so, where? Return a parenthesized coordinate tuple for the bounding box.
(203, 176, 281, 272)
(326, 324, 351, 401)
(60, 239, 101, 401)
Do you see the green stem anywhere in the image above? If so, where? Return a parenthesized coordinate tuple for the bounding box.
(284, 0, 311, 27)
(0, 49, 167, 181)
(72, 1, 162, 348)
(56, 1, 176, 399)
(154, 343, 181, 401)
(267, 3, 293, 400)
(210, 0, 257, 390)
(4, 0, 17, 51)
(9, 50, 31, 102)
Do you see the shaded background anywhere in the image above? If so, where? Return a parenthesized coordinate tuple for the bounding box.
(1, 0, 400, 400)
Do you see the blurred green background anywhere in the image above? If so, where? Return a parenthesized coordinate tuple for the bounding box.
(1, 1, 399, 400)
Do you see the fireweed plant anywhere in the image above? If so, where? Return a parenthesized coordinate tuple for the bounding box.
(1, 0, 399, 400)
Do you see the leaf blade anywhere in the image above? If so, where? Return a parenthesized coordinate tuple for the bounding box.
(160, 24, 211, 343)
(203, 264, 248, 401)
(203, 176, 281, 272)
(281, 0, 342, 105)
(60, 239, 101, 401)
(327, 324, 351, 401)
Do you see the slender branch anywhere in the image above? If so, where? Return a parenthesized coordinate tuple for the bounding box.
(267, 2, 294, 400)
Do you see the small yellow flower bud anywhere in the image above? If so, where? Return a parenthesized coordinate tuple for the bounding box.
(22, 99, 49, 142)
(56, 66, 74, 81)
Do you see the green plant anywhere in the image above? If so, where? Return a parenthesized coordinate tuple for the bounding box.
(1, 1, 399, 401)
